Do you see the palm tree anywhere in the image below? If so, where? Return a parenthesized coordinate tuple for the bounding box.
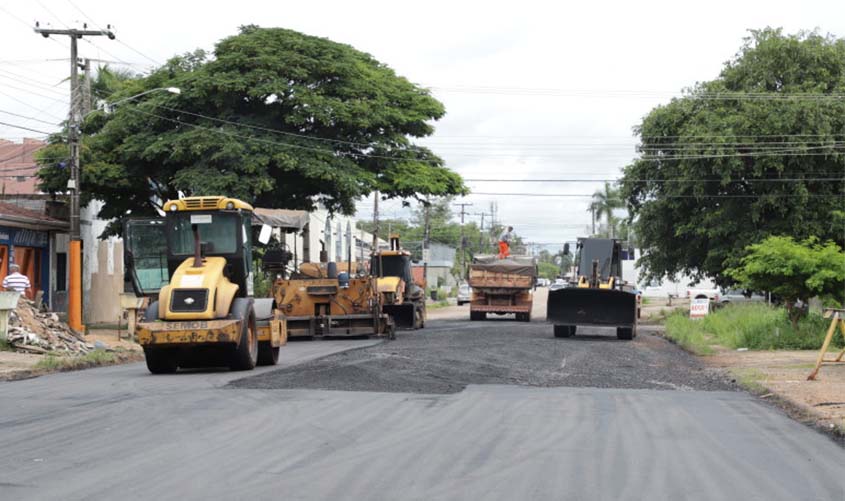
(587, 182, 623, 237)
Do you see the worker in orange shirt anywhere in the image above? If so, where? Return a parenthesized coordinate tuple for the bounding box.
(498, 226, 513, 259)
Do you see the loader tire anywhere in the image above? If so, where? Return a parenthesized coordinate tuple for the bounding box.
(257, 341, 280, 366)
(554, 325, 575, 338)
(144, 347, 178, 374)
(617, 326, 636, 340)
(229, 299, 258, 371)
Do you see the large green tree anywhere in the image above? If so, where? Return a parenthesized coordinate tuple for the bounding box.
(620, 28, 845, 284)
(37, 26, 465, 236)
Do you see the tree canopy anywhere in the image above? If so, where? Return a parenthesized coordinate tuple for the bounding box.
(620, 28, 845, 284)
(37, 26, 466, 236)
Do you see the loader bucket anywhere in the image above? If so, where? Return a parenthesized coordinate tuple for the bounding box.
(383, 303, 417, 329)
(547, 287, 637, 327)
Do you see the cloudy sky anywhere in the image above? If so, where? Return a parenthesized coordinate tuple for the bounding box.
(1, 0, 842, 249)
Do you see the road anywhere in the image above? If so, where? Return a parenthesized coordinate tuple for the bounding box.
(1, 291, 844, 500)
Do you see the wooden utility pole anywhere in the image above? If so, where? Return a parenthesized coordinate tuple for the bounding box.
(33, 23, 115, 332)
(371, 191, 379, 254)
(454, 202, 472, 277)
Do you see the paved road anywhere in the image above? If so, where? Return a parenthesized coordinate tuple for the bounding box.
(1, 303, 844, 500)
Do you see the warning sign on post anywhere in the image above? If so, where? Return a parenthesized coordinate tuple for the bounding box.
(690, 298, 710, 318)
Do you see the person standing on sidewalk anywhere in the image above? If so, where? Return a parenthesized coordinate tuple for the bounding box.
(498, 226, 514, 259)
(2, 263, 31, 297)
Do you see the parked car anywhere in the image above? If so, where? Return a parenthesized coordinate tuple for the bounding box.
(719, 288, 765, 305)
(686, 287, 720, 302)
(457, 283, 472, 306)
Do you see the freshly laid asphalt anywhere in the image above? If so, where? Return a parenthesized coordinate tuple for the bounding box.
(1, 293, 844, 500)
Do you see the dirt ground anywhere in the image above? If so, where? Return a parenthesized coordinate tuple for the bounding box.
(0, 328, 141, 380)
(706, 349, 845, 431)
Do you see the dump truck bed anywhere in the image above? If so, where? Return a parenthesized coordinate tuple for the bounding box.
(468, 256, 536, 321)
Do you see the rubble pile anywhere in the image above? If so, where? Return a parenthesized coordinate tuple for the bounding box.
(6, 299, 93, 354)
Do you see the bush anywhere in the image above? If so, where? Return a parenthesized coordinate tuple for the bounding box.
(665, 303, 842, 352)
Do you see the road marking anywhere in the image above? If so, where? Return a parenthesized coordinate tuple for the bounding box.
(560, 357, 566, 369)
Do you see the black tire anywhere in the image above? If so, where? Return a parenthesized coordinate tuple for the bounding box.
(518, 312, 531, 322)
(229, 299, 258, 371)
(144, 347, 178, 374)
(617, 326, 635, 340)
(470, 311, 486, 321)
(554, 325, 574, 338)
(257, 341, 280, 366)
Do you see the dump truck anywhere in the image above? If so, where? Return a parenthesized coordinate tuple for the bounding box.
(125, 196, 286, 374)
(272, 259, 394, 339)
(546, 238, 638, 340)
(371, 235, 426, 329)
(467, 255, 537, 321)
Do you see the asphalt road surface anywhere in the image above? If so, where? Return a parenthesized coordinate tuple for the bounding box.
(1, 295, 844, 500)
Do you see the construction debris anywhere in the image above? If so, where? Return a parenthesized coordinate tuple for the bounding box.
(6, 299, 93, 354)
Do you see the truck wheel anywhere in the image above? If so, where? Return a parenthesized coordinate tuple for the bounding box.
(554, 325, 575, 338)
(470, 311, 486, 321)
(617, 327, 635, 340)
(144, 347, 178, 374)
(230, 299, 258, 371)
(257, 342, 280, 366)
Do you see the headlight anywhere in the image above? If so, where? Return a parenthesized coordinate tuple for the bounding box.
(169, 204, 177, 211)
(226, 201, 235, 209)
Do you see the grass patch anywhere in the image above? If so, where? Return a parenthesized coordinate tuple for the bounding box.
(730, 368, 768, 394)
(665, 303, 843, 354)
(35, 349, 119, 372)
(427, 300, 451, 310)
(0, 338, 12, 352)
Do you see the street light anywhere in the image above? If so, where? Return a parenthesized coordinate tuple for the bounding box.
(66, 86, 181, 332)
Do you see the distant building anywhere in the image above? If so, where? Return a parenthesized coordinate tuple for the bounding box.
(0, 138, 45, 194)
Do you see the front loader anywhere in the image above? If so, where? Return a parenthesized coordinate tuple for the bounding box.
(126, 196, 285, 374)
(371, 235, 426, 329)
(546, 238, 638, 340)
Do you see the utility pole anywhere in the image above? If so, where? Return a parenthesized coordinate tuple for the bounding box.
(371, 191, 379, 254)
(454, 202, 472, 277)
(34, 23, 115, 332)
(422, 199, 430, 290)
(591, 207, 596, 236)
(81, 58, 92, 115)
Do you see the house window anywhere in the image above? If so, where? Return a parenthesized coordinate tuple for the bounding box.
(56, 252, 67, 292)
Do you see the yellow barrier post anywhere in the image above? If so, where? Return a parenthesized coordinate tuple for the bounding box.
(807, 309, 845, 381)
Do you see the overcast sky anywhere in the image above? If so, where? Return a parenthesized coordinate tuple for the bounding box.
(1, 0, 843, 250)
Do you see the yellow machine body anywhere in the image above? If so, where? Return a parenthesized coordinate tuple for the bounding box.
(157, 257, 239, 321)
(272, 274, 392, 338)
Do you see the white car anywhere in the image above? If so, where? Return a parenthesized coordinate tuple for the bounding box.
(457, 283, 472, 305)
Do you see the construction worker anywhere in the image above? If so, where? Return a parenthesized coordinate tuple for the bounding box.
(498, 226, 514, 259)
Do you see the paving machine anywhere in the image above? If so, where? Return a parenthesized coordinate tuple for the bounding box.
(371, 235, 426, 329)
(547, 238, 638, 340)
(272, 259, 394, 339)
(126, 196, 285, 373)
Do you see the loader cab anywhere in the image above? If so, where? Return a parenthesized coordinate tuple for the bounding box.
(370, 235, 414, 294)
(575, 238, 623, 280)
(124, 197, 255, 298)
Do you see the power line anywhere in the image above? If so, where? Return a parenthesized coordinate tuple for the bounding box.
(427, 85, 845, 101)
(466, 192, 842, 198)
(65, 0, 161, 66)
(0, 109, 60, 126)
(0, 120, 54, 135)
(465, 177, 845, 183)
